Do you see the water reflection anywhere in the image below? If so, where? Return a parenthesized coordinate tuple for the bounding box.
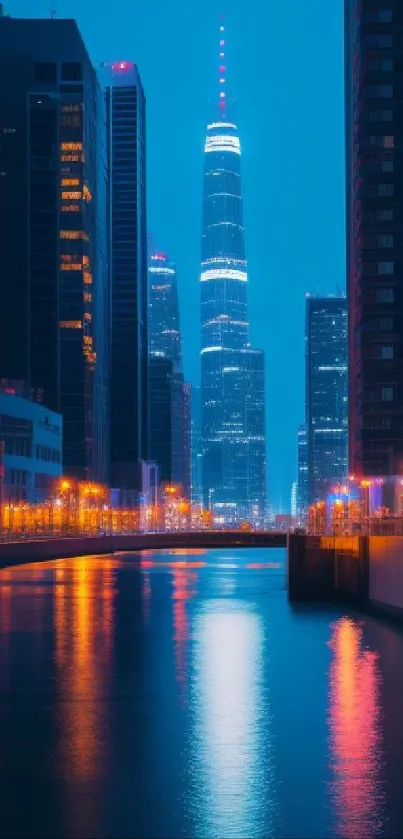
(172, 568, 198, 701)
(53, 559, 115, 836)
(328, 617, 386, 838)
(189, 598, 274, 838)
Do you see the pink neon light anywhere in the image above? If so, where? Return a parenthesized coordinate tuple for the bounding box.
(220, 65, 226, 72)
(112, 60, 134, 73)
(220, 40, 225, 46)
(151, 253, 167, 261)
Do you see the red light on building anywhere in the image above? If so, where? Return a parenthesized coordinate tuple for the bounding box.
(151, 253, 167, 261)
(112, 61, 134, 73)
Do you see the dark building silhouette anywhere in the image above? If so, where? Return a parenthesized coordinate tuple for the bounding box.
(104, 61, 148, 490)
(345, 0, 403, 476)
(306, 296, 348, 504)
(200, 24, 266, 522)
(148, 253, 191, 498)
(0, 14, 109, 481)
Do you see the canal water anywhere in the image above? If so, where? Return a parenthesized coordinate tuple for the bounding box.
(0, 547, 403, 838)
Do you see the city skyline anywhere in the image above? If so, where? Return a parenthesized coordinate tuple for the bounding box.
(7, 0, 345, 508)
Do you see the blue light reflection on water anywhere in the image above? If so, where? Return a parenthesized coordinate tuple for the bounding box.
(0, 547, 401, 837)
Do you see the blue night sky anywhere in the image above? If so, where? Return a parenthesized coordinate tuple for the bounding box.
(12, 0, 345, 510)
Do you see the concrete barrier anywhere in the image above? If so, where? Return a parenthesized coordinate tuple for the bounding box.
(0, 529, 287, 569)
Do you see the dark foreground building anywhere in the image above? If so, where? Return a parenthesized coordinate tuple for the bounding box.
(305, 296, 348, 504)
(104, 61, 148, 491)
(0, 13, 109, 481)
(345, 1, 403, 476)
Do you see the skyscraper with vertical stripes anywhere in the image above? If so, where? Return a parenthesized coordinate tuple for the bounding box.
(200, 22, 266, 523)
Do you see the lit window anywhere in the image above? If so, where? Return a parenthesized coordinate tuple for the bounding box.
(60, 154, 79, 162)
(61, 191, 82, 200)
(60, 230, 87, 240)
(61, 204, 80, 212)
(83, 271, 92, 285)
(59, 320, 82, 329)
(83, 255, 89, 266)
(381, 346, 394, 359)
(383, 135, 395, 148)
(60, 263, 82, 271)
(60, 142, 83, 151)
(83, 292, 92, 303)
(61, 178, 80, 186)
(382, 386, 394, 401)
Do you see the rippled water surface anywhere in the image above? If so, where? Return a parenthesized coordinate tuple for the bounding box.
(0, 548, 403, 838)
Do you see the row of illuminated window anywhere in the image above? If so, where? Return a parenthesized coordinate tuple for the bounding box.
(60, 230, 89, 240)
(366, 386, 396, 402)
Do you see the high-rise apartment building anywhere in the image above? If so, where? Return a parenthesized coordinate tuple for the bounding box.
(0, 14, 109, 481)
(306, 296, 348, 504)
(297, 424, 308, 517)
(104, 61, 148, 490)
(200, 25, 266, 522)
(345, 1, 403, 476)
(148, 252, 191, 497)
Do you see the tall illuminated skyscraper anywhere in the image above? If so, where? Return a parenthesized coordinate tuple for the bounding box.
(200, 23, 266, 522)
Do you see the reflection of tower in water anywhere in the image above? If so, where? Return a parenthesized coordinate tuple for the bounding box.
(328, 617, 385, 838)
(188, 600, 275, 837)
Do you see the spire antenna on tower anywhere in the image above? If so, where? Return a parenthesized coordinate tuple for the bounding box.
(219, 15, 226, 117)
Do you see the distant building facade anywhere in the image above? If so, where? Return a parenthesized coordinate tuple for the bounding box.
(306, 296, 348, 504)
(0, 381, 62, 502)
(191, 384, 203, 505)
(148, 252, 191, 497)
(345, 1, 403, 477)
(104, 61, 148, 490)
(0, 14, 109, 482)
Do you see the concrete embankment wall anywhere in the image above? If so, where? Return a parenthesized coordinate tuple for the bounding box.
(368, 536, 403, 618)
(288, 534, 403, 621)
(288, 535, 369, 605)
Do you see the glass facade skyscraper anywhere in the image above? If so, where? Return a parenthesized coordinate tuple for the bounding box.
(105, 61, 148, 491)
(148, 252, 191, 497)
(305, 296, 348, 504)
(0, 15, 109, 482)
(200, 25, 266, 522)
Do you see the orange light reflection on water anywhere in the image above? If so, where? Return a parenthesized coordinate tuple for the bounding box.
(328, 617, 385, 838)
(172, 569, 198, 701)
